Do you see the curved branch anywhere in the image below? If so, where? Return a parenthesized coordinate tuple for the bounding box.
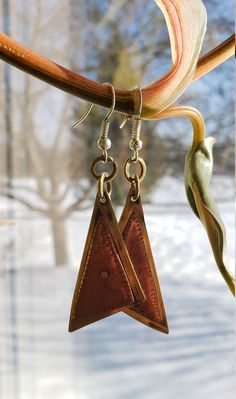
(2, 0, 209, 118)
(193, 34, 235, 82)
(0, 31, 234, 118)
(0, 32, 135, 115)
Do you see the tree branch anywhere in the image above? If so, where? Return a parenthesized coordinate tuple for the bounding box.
(0, 190, 48, 214)
(65, 186, 94, 215)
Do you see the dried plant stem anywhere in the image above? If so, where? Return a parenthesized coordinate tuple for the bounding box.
(152, 106, 205, 149)
(193, 34, 235, 82)
(0, 33, 234, 117)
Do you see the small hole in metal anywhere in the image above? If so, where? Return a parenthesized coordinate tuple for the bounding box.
(100, 197, 107, 204)
(100, 270, 109, 279)
(130, 195, 137, 202)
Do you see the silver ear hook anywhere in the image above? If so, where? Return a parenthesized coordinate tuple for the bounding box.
(119, 86, 143, 129)
(73, 82, 116, 128)
(120, 86, 143, 162)
(97, 83, 116, 161)
(120, 115, 131, 129)
(135, 85, 143, 119)
(103, 82, 116, 120)
(73, 103, 94, 128)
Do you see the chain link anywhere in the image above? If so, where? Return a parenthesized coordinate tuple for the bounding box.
(98, 172, 112, 202)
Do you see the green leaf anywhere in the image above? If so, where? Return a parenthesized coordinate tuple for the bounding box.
(185, 137, 235, 295)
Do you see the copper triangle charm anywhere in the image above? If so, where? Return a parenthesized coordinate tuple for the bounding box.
(119, 188, 169, 334)
(69, 193, 145, 332)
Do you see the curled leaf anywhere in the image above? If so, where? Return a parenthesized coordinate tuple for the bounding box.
(185, 138, 235, 295)
(143, 0, 207, 117)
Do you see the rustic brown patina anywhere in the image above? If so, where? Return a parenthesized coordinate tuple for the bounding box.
(68, 193, 145, 332)
(119, 187, 169, 334)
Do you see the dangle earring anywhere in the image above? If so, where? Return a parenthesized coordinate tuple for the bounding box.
(69, 83, 145, 332)
(119, 87, 169, 333)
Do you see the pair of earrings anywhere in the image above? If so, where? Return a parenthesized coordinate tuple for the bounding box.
(69, 84, 168, 334)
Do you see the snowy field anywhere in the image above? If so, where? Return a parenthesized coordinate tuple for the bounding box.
(0, 176, 235, 399)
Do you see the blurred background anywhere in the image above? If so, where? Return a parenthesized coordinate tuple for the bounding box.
(0, 1, 234, 398)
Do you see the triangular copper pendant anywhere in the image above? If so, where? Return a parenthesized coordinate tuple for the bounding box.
(119, 188, 169, 334)
(69, 193, 145, 332)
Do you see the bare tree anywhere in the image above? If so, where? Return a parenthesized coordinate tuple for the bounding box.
(0, 0, 234, 268)
(0, 1, 94, 265)
(0, 77, 94, 265)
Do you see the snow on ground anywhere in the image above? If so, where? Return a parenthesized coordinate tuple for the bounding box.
(0, 176, 235, 399)
(0, 269, 234, 399)
(0, 175, 234, 276)
(150, 175, 234, 205)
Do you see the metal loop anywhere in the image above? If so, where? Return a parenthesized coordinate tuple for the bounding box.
(98, 172, 112, 202)
(130, 175, 140, 202)
(90, 155, 117, 182)
(124, 157, 146, 183)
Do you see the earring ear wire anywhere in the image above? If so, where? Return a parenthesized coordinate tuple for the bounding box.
(135, 85, 143, 119)
(73, 103, 94, 128)
(73, 82, 116, 128)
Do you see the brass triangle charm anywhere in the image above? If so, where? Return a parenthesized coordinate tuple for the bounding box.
(119, 188, 169, 334)
(69, 193, 145, 332)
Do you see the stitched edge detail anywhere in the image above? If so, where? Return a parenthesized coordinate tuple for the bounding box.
(123, 210, 162, 322)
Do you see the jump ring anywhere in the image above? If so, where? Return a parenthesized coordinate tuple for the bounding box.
(90, 155, 117, 182)
(130, 175, 140, 202)
(124, 157, 146, 183)
(98, 172, 112, 201)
